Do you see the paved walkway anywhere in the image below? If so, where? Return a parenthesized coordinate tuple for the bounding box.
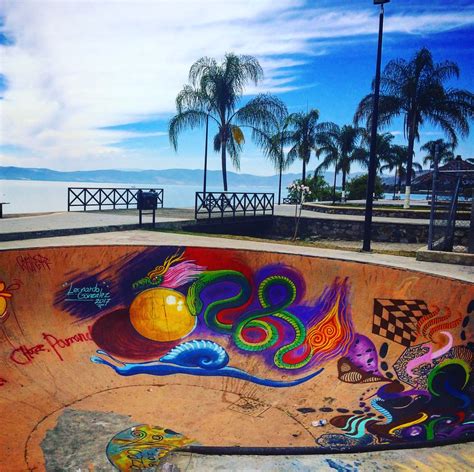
(0, 204, 430, 238)
(0, 210, 191, 235)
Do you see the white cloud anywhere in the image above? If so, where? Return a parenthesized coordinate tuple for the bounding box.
(0, 0, 472, 170)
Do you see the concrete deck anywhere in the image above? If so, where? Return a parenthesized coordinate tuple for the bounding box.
(0, 210, 190, 234)
(2, 230, 472, 282)
(0, 205, 433, 237)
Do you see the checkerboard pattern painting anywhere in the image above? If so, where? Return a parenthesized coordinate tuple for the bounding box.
(372, 299, 431, 347)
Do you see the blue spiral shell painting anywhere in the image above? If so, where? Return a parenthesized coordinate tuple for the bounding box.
(159, 339, 229, 370)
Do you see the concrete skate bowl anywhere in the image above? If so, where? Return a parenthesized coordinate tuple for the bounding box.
(0, 244, 473, 471)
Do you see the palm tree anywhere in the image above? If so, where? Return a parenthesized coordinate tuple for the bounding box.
(380, 144, 422, 199)
(286, 110, 328, 184)
(172, 83, 212, 194)
(354, 47, 474, 208)
(361, 131, 396, 172)
(316, 124, 367, 201)
(251, 104, 293, 205)
(169, 53, 282, 191)
(421, 139, 455, 167)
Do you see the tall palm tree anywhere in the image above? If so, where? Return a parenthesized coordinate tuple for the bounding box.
(421, 139, 455, 167)
(169, 53, 281, 191)
(251, 103, 293, 205)
(316, 124, 367, 201)
(285, 109, 328, 184)
(172, 83, 212, 193)
(354, 47, 474, 208)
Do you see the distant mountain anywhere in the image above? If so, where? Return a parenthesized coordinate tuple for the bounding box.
(0, 166, 352, 189)
(379, 170, 430, 187)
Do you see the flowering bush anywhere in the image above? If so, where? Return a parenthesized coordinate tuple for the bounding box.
(287, 182, 311, 202)
(287, 175, 336, 202)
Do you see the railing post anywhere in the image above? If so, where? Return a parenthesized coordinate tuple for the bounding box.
(220, 193, 224, 221)
(67, 188, 71, 211)
(443, 176, 462, 252)
(195, 192, 198, 220)
(83, 189, 86, 212)
(428, 146, 439, 250)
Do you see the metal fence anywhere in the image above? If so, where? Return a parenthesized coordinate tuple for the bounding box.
(195, 192, 274, 220)
(428, 166, 473, 253)
(68, 187, 164, 211)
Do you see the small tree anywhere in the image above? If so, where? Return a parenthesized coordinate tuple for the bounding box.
(346, 174, 384, 200)
(286, 182, 311, 241)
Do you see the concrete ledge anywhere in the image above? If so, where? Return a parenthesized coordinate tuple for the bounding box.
(416, 246, 474, 266)
(0, 220, 195, 242)
(303, 202, 470, 220)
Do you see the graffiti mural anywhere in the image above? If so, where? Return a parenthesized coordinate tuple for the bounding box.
(83, 249, 354, 386)
(317, 297, 474, 448)
(0, 279, 21, 323)
(106, 425, 194, 471)
(372, 298, 430, 347)
(51, 246, 474, 447)
(16, 253, 51, 273)
(0, 243, 472, 467)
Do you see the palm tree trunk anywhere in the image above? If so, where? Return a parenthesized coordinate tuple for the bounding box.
(278, 160, 282, 205)
(404, 121, 416, 209)
(342, 171, 347, 202)
(332, 160, 337, 205)
(398, 167, 402, 197)
(393, 167, 397, 200)
(302, 159, 306, 185)
(221, 142, 228, 192)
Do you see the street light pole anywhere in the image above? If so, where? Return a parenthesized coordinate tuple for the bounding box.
(362, 0, 389, 252)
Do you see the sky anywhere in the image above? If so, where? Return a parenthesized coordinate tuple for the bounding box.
(0, 0, 473, 177)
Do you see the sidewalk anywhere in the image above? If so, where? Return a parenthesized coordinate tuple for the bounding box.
(0, 209, 193, 241)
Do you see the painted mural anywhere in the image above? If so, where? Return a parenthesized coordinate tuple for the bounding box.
(54, 246, 474, 449)
(86, 248, 351, 387)
(106, 424, 194, 471)
(0, 244, 473, 470)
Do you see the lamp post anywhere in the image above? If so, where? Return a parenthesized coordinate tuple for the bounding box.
(362, 0, 390, 252)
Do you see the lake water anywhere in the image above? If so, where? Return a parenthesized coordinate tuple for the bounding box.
(0, 180, 431, 215)
(0, 180, 276, 214)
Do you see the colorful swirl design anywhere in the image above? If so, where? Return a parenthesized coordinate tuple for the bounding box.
(188, 271, 353, 371)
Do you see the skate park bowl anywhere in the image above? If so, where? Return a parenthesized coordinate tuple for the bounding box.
(0, 243, 473, 471)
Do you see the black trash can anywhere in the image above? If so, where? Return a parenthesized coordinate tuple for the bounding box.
(137, 190, 157, 226)
(137, 190, 158, 210)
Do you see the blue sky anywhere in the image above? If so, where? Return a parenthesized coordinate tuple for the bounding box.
(0, 0, 473, 177)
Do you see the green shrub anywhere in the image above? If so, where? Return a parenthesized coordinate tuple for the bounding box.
(346, 174, 384, 200)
